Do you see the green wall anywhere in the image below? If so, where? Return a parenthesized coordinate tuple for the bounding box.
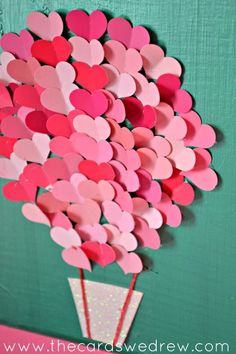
(0, 0, 235, 353)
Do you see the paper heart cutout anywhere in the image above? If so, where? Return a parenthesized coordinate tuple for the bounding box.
(108, 18, 150, 50)
(104, 40, 142, 74)
(110, 160, 140, 192)
(76, 224, 108, 244)
(23, 163, 56, 188)
(66, 10, 107, 40)
(3, 175, 37, 202)
(132, 72, 160, 107)
(132, 197, 163, 229)
(51, 227, 81, 248)
(7, 57, 40, 84)
(62, 247, 91, 271)
(167, 140, 196, 171)
(14, 133, 50, 164)
(103, 64, 136, 98)
(0, 153, 27, 180)
(104, 224, 138, 251)
(70, 89, 108, 118)
(14, 85, 41, 109)
(114, 245, 143, 274)
(107, 118, 134, 150)
(111, 142, 141, 170)
(26, 11, 63, 41)
(0, 52, 20, 85)
(109, 181, 133, 213)
(46, 114, 73, 137)
(71, 133, 113, 163)
(0, 137, 17, 158)
(161, 169, 195, 206)
(31, 36, 72, 67)
(67, 199, 101, 225)
(154, 102, 187, 140)
(102, 200, 134, 232)
(69, 37, 104, 65)
(155, 192, 182, 227)
(141, 44, 182, 80)
(182, 110, 216, 148)
(78, 180, 115, 203)
(0, 30, 34, 61)
(136, 169, 162, 205)
(133, 216, 161, 249)
(1, 115, 33, 139)
(73, 115, 110, 141)
(52, 173, 87, 203)
(104, 91, 126, 123)
(34, 62, 75, 89)
(73, 62, 108, 92)
(81, 241, 116, 267)
(40, 84, 77, 115)
(181, 148, 218, 191)
(137, 147, 173, 179)
(49, 136, 74, 157)
(37, 192, 69, 213)
(22, 203, 50, 226)
(49, 212, 72, 230)
(25, 111, 49, 134)
(0, 83, 13, 109)
(123, 97, 157, 129)
(78, 160, 115, 182)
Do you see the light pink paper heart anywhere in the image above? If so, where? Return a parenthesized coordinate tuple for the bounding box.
(69, 37, 104, 65)
(26, 11, 63, 41)
(0, 52, 19, 85)
(141, 44, 182, 80)
(132, 72, 160, 107)
(52, 173, 87, 203)
(34, 62, 75, 89)
(110, 181, 133, 213)
(40, 84, 77, 115)
(104, 91, 126, 123)
(155, 102, 187, 140)
(67, 199, 101, 225)
(62, 247, 91, 271)
(0, 153, 27, 180)
(111, 142, 140, 170)
(134, 216, 161, 249)
(14, 133, 50, 164)
(104, 224, 137, 251)
(102, 200, 134, 233)
(71, 133, 113, 163)
(78, 180, 115, 203)
(167, 140, 196, 171)
(155, 193, 182, 227)
(110, 160, 140, 192)
(103, 64, 136, 98)
(107, 118, 134, 150)
(73, 115, 110, 141)
(132, 197, 163, 229)
(22, 203, 50, 226)
(137, 147, 173, 179)
(50, 226, 81, 248)
(76, 223, 108, 244)
(104, 40, 142, 74)
(114, 245, 143, 274)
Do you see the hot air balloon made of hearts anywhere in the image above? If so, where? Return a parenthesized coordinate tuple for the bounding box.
(0, 8, 217, 346)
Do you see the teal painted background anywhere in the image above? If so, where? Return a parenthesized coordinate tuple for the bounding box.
(0, 0, 235, 353)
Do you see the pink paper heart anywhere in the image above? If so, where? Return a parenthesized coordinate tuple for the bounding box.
(22, 203, 50, 226)
(66, 10, 107, 40)
(108, 18, 150, 50)
(26, 11, 63, 41)
(167, 140, 196, 171)
(133, 216, 161, 249)
(41, 84, 77, 115)
(136, 169, 162, 205)
(50, 227, 81, 248)
(52, 173, 87, 203)
(104, 40, 142, 74)
(107, 118, 134, 150)
(73, 115, 110, 141)
(67, 199, 101, 225)
(114, 245, 143, 274)
(182, 110, 216, 148)
(22, 163, 56, 188)
(3, 175, 37, 202)
(104, 224, 137, 251)
(132, 197, 163, 229)
(69, 37, 104, 65)
(62, 247, 91, 271)
(7, 58, 40, 84)
(141, 44, 182, 80)
(110, 160, 140, 192)
(37, 192, 69, 213)
(102, 200, 134, 232)
(49, 212, 72, 230)
(71, 133, 113, 163)
(0, 30, 34, 60)
(0, 153, 27, 180)
(111, 142, 141, 170)
(137, 147, 173, 179)
(70, 89, 108, 118)
(104, 91, 126, 123)
(0, 52, 19, 85)
(132, 72, 160, 107)
(34, 62, 75, 89)
(14, 133, 50, 164)
(78, 180, 115, 203)
(155, 193, 182, 227)
(110, 181, 133, 213)
(76, 223, 108, 244)
(103, 64, 136, 98)
(1, 115, 33, 139)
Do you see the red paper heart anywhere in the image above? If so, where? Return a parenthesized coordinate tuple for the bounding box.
(0, 137, 17, 158)
(14, 85, 41, 109)
(31, 36, 72, 66)
(0, 83, 13, 109)
(123, 97, 157, 128)
(78, 160, 115, 182)
(81, 241, 116, 267)
(73, 62, 108, 92)
(3, 176, 37, 202)
(70, 89, 108, 118)
(25, 111, 49, 134)
(46, 114, 73, 137)
(23, 163, 56, 188)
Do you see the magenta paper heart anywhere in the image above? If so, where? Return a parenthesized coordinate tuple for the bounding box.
(70, 89, 108, 117)
(0, 30, 34, 61)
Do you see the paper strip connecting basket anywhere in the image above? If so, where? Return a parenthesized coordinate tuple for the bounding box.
(68, 278, 143, 345)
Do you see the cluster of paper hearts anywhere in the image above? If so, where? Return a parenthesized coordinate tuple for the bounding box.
(0, 10, 218, 274)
